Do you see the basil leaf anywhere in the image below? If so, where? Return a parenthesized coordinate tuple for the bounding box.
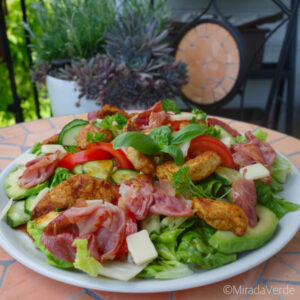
(171, 124, 207, 145)
(191, 108, 207, 121)
(149, 126, 172, 148)
(161, 145, 184, 166)
(162, 99, 180, 114)
(113, 132, 160, 155)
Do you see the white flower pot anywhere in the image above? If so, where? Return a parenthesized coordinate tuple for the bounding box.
(46, 75, 101, 116)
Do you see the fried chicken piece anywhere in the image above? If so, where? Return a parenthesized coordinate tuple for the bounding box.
(42, 134, 59, 145)
(125, 146, 155, 175)
(97, 104, 131, 119)
(76, 124, 113, 149)
(192, 197, 248, 236)
(122, 119, 140, 132)
(156, 151, 221, 181)
(32, 174, 117, 218)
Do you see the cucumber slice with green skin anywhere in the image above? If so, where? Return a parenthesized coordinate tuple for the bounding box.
(7, 200, 30, 227)
(82, 160, 113, 180)
(141, 214, 160, 234)
(215, 166, 242, 184)
(215, 125, 235, 144)
(209, 205, 278, 253)
(25, 187, 50, 215)
(111, 169, 139, 185)
(57, 119, 88, 146)
(73, 164, 84, 174)
(4, 167, 49, 200)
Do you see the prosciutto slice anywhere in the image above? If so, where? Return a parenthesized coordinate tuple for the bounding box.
(42, 202, 126, 262)
(119, 175, 194, 220)
(18, 150, 64, 189)
(207, 117, 240, 137)
(230, 178, 257, 227)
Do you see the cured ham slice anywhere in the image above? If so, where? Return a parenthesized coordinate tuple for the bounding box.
(119, 175, 194, 220)
(230, 178, 257, 227)
(207, 117, 240, 137)
(18, 150, 64, 189)
(42, 203, 126, 262)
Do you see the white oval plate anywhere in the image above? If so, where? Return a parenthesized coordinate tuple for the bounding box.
(0, 153, 299, 293)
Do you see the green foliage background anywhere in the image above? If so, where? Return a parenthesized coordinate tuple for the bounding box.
(0, 0, 50, 128)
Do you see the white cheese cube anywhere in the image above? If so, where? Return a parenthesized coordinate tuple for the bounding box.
(41, 144, 66, 154)
(16, 153, 37, 166)
(126, 229, 158, 265)
(178, 140, 191, 157)
(169, 112, 192, 121)
(240, 163, 270, 181)
(220, 136, 232, 148)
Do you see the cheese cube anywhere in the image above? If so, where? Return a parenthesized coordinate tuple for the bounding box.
(16, 153, 37, 166)
(169, 112, 192, 121)
(239, 163, 270, 181)
(41, 144, 66, 154)
(178, 140, 191, 157)
(126, 230, 158, 265)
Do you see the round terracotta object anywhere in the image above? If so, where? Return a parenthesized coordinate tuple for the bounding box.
(175, 22, 241, 105)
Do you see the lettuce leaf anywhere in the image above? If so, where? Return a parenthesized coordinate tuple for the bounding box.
(255, 181, 300, 218)
(253, 128, 268, 142)
(72, 238, 102, 277)
(27, 221, 73, 269)
(270, 155, 292, 184)
(50, 167, 71, 189)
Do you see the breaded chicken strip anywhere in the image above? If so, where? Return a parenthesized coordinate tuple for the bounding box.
(76, 123, 113, 149)
(192, 197, 248, 236)
(125, 146, 155, 175)
(156, 151, 221, 181)
(42, 134, 59, 145)
(98, 104, 131, 119)
(32, 174, 117, 218)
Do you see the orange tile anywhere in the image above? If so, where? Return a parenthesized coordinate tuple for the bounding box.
(0, 145, 22, 158)
(22, 119, 53, 133)
(75, 294, 95, 300)
(76, 113, 88, 120)
(262, 257, 300, 282)
(50, 115, 75, 129)
(229, 120, 258, 134)
(0, 265, 5, 278)
(93, 290, 170, 300)
(1, 262, 82, 300)
(246, 283, 279, 300)
(263, 129, 286, 144)
(0, 246, 14, 260)
(0, 159, 13, 170)
(290, 154, 300, 171)
(25, 129, 59, 147)
(174, 263, 264, 300)
(271, 137, 300, 156)
(0, 124, 27, 139)
(276, 254, 300, 272)
(265, 282, 299, 300)
(2, 135, 26, 146)
(292, 229, 300, 240)
(279, 238, 300, 253)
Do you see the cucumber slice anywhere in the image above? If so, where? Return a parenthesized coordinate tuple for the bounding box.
(7, 200, 30, 227)
(111, 169, 139, 185)
(58, 119, 88, 146)
(82, 160, 113, 180)
(25, 187, 50, 215)
(215, 125, 235, 145)
(73, 164, 84, 174)
(4, 167, 49, 200)
(215, 166, 242, 184)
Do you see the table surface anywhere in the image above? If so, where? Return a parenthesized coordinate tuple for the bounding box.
(0, 114, 300, 300)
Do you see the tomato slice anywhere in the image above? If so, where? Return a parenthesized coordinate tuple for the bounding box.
(88, 142, 133, 169)
(188, 135, 235, 168)
(58, 148, 112, 170)
(114, 211, 137, 259)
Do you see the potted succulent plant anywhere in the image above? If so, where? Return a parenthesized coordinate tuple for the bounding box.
(29, 0, 188, 114)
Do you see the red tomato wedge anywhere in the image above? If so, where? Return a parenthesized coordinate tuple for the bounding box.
(188, 135, 235, 168)
(58, 148, 112, 170)
(88, 142, 134, 170)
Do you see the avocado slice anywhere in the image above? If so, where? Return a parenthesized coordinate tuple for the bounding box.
(209, 205, 278, 253)
(4, 167, 49, 200)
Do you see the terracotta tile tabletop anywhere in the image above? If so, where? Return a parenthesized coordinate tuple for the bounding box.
(0, 115, 300, 300)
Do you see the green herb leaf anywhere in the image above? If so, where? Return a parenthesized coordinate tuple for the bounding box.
(234, 135, 247, 144)
(172, 166, 191, 194)
(172, 123, 207, 145)
(161, 145, 184, 166)
(191, 108, 207, 121)
(50, 168, 71, 189)
(162, 99, 180, 114)
(149, 126, 172, 148)
(113, 132, 160, 155)
(253, 128, 268, 142)
(30, 142, 42, 155)
(95, 113, 128, 137)
(86, 132, 105, 144)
